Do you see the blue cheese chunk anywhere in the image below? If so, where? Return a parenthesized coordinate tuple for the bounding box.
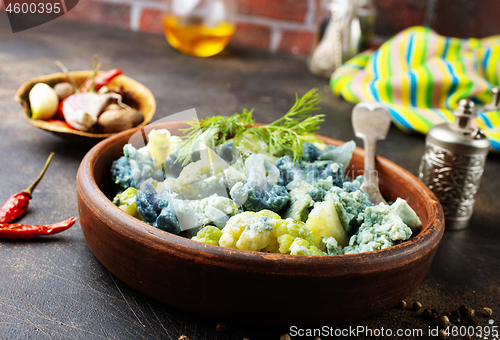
(324, 188, 372, 235)
(174, 159, 246, 200)
(322, 236, 344, 255)
(188, 194, 241, 229)
(343, 203, 413, 254)
(391, 198, 422, 233)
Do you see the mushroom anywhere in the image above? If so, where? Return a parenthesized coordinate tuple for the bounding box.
(53, 82, 75, 100)
(97, 103, 144, 133)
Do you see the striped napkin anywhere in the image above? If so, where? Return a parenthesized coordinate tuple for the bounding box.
(330, 26, 500, 151)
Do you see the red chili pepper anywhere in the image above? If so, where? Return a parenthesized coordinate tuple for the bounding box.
(45, 119, 76, 130)
(81, 68, 123, 92)
(54, 97, 67, 121)
(0, 153, 54, 223)
(0, 217, 77, 239)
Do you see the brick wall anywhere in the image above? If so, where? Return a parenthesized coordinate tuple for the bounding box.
(61, 0, 319, 54)
(8, 0, 500, 54)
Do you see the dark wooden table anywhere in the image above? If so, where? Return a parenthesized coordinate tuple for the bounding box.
(0, 13, 499, 340)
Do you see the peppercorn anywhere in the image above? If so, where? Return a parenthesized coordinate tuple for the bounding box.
(438, 329, 448, 339)
(431, 313, 438, 322)
(459, 305, 475, 319)
(280, 335, 291, 340)
(482, 307, 493, 317)
(412, 301, 422, 311)
(421, 308, 432, 321)
(215, 322, 226, 332)
(450, 310, 461, 325)
(438, 315, 451, 329)
(179, 335, 189, 340)
(398, 300, 407, 309)
(463, 334, 471, 340)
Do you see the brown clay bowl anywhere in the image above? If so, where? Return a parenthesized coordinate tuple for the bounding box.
(15, 71, 156, 147)
(77, 121, 444, 326)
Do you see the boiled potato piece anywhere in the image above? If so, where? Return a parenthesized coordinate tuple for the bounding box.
(147, 129, 171, 166)
(306, 200, 349, 250)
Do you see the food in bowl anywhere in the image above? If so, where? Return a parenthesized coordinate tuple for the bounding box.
(25, 58, 144, 134)
(16, 71, 156, 146)
(110, 90, 422, 255)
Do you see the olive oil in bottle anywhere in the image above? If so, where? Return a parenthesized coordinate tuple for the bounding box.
(163, 15, 234, 57)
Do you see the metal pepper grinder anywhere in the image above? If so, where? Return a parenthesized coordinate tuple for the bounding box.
(418, 99, 490, 230)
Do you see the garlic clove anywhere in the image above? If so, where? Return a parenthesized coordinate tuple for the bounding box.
(62, 92, 115, 131)
(29, 83, 59, 120)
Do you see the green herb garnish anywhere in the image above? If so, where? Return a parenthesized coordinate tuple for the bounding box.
(176, 88, 324, 164)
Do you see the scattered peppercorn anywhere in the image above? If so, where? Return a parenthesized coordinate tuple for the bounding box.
(398, 300, 407, 309)
(421, 308, 432, 321)
(438, 315, 451, 329)
(280, 335, 291, 340)
(412, 301, 422, 311)
(450, 310, 461, 325)
(459, 305, 475, 319)
(482, 307, 493, 317)
(178, 335, 189, 340)
(215, 322, 226, 332)
(438, 329, 448, 339)
(463, 334, 471, 340)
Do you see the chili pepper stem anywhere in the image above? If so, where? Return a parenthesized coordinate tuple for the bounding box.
(24, 152, 54, 195)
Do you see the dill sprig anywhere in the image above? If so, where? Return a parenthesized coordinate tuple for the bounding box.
(176, 89, 324, 164)
(176, 108, 255, 164)
(247, 89, 324, 160)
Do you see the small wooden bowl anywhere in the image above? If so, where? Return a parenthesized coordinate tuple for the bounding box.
(15, 71, 156, 147)
(77, 121, 444, 326)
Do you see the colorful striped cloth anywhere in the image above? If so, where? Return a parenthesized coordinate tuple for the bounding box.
(330, 26, 500, 151)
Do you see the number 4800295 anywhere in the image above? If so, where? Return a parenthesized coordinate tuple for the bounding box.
(5, 2, 61, 14)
